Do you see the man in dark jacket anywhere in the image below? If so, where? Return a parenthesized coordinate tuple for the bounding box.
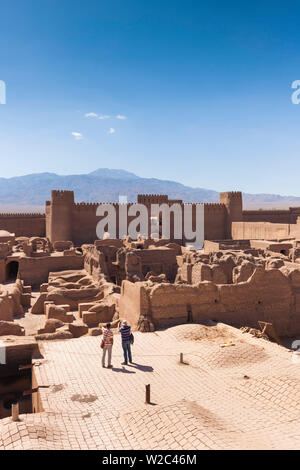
(118, 320, 132, 365)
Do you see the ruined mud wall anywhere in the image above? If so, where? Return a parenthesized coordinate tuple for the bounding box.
(18, 254, 84, 286)
(118, 281, 150, 327)
(119, 268, 300, 336)
(0, 282, 24, 321)
(0, 214, 45, 237)
(137, 248, 178, 280)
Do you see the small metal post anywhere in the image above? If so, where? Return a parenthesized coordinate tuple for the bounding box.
(180, 353, 183, 364)
(145, 384, 151, 404)
(11, 403, 19, 422)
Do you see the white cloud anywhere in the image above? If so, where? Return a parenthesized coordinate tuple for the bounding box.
(108, 128, 115, 134)
(85, 113, 127, 120)
(71, 132, 83, 140)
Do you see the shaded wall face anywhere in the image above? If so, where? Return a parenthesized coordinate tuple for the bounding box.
(0, 215, 45, 237)
(72, 206, 100, 245)
(0, 372, 32, 419)
(0, 259, 6, 283)
(204, 206, 227, 240)
(50, 204, 73, 242)
(0, 344, 35, 419)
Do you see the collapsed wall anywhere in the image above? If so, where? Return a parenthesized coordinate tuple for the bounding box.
(0, 281, 26, 322)
(118, 266, 300, 336)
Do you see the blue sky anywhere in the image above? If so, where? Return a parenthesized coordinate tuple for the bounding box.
(1, 0, 300, 195)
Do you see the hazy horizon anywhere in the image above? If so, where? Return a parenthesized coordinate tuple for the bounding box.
(0, 167, 299, 212)
(1, 167, 300, 199)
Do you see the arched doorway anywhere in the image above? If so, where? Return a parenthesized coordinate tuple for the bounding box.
(6, 261, 19, 281)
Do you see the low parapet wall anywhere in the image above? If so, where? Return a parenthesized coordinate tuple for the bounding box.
(232, 221, 300, 240)
(243, 208, 300, 224)
(118, 267, 300, 336)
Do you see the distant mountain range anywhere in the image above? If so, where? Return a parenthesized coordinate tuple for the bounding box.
(0, 168, 299, 212)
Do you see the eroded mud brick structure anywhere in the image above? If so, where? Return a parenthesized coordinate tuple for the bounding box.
(0, 188, 300, 425)
(0, 188, 300, 341)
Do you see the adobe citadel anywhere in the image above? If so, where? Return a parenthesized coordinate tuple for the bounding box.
(1, 189, 300, 243)
(1, 189, 300, 421)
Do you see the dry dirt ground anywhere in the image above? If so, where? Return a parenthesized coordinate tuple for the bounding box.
(1, 323, 300, 450)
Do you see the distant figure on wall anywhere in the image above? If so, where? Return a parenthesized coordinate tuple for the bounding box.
(119, 320, 133, 365)
(101, 323, 114, 368)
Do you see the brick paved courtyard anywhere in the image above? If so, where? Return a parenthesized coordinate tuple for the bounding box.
(1, 323, 300, 450)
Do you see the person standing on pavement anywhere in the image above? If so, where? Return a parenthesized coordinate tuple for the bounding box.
(118, 320, 132, 365)
(101, 322, 113, 368)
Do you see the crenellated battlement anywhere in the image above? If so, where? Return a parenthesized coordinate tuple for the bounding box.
(204, 203, 226, 210)
(51, 190, 75, 204)
(75, 202, 100, 208)
(181, 203, 204, 206)
(225, 191, 242, 197)
(138, 194, 169, 198)
(0, 213, 45, 217)
(51, 189, 73, 196)
(137, 194, 169, 204)
(74, 202, 129, 210)
(219, 191, 242, 201)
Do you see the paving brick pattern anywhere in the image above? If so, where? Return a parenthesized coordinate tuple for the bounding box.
(1, 324, 300, 450)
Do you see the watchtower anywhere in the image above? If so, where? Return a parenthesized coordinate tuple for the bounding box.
(219, 191, 243, 238)
(46, 190, 74, 242)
